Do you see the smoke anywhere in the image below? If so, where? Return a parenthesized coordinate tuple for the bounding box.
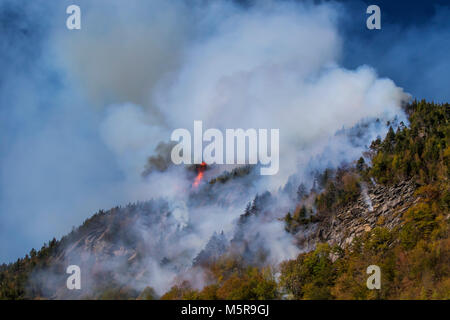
(150, 2, 408, 188)
(5, 0, 449, 296)
(53, 0, 193, 110)
(361, 182, 374, 211)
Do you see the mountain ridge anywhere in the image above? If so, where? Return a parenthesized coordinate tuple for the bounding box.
(1, 100, 448, 300)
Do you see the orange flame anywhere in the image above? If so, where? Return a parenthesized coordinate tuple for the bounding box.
(193, 162, 207, 188)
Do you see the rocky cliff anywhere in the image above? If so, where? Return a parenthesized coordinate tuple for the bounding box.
(295, 180, 418, 252)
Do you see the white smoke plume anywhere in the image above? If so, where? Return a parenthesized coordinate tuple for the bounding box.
(55, 0, 408, 186)
(2, 0, 411, 296)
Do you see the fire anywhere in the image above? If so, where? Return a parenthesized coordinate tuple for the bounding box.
(193, 162, 207, 188)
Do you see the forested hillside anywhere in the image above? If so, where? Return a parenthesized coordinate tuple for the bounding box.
(159, 101, 449, 300)
(1, 100, 448, 300)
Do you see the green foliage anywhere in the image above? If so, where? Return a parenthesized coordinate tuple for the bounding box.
(281, 218, 448, 300)
(215, 267, 278, 300)
(161, 259, 279, 300)
(315, 170, 361, 212)
(370, 100, 449, 185)
(284, 205, 319, 232)
(209, 165, 253, 185)
(400, 203, 438, 249)
(161, 281, 200, 300)
(98, 285, 139, 300)
(137, 286, 158, 300)
(280, 243, 336, 299)
(0, 239, 60, 300)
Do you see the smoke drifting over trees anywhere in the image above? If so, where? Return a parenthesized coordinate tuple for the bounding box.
(0, 1, 447, 297)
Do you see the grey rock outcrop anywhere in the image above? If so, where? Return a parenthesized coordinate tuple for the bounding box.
(295, 180, 417, 251)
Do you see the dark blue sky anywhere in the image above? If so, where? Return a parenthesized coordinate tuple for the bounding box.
(339, 0, 450, 102)
(281, 0, 450, 102)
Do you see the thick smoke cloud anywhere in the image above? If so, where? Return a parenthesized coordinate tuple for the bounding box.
(0, 0, 446, 271)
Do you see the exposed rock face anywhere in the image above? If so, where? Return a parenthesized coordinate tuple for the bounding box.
(295, 180, 417, 252)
